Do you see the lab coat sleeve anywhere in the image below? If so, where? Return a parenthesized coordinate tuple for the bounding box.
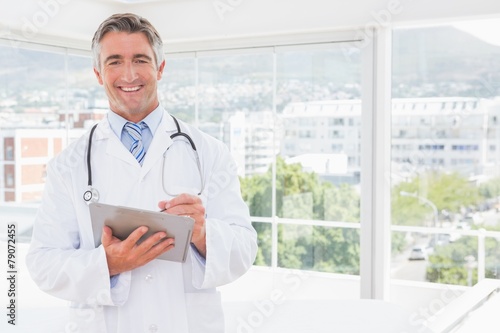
(26, 158, 129, 306)
(191, 142, 258, 289)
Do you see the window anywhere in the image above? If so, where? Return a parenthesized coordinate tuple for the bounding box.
(6, 173, 14, 187)
(0, 43, 99, 203)
(391, 19, 500, 301)
(5, 145, 13, 160)
(274, 45, 361, 275)
(329, 118, 345, 126)
(162, 44, 362, 274)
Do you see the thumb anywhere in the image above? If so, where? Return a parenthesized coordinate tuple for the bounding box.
(101, 225, 113, 247)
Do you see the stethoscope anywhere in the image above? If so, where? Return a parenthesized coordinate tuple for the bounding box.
(83, 115, 204, 204)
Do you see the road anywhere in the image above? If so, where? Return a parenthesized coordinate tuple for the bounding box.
(392, 258, 428, 281)
(391, 246, 429, 282)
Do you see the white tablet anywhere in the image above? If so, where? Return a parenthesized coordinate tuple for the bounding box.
(89, 202, 194, 263)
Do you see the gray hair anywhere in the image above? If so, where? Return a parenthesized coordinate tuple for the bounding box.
(91, 13, 164, 71)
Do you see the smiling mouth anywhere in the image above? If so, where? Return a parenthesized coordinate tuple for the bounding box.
(120, 86, 141, 92)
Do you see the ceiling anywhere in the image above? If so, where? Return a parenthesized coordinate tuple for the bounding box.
(1, 0, 500, 51)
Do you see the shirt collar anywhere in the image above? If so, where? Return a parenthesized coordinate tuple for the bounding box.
(107, 104, 164, 138)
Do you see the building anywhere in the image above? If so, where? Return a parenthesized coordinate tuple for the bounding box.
(0, 109, 104, 203)
(201, 110, 278, 177)
(280, 97, 500, 182)
(1, 128, 64, 202)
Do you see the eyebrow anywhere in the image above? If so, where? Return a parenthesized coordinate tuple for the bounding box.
(103, 54, 153, 64)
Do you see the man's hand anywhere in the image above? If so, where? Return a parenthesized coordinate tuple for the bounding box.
(158, 194, 206, 257)
(101, 225, 174, 276)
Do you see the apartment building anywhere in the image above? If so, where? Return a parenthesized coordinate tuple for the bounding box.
(281, 97, 500, 180)
(0, 109, 104, 203)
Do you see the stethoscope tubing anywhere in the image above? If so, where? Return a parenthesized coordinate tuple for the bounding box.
(87, 123, 99, 187)
(83, 115, 201, 203)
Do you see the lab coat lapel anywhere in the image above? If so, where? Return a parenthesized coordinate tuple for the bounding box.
(94, 118, 138, 166)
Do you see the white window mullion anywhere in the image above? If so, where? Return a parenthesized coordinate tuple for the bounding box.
(360, 27, 392, 300)
(271, 48, 278, 269)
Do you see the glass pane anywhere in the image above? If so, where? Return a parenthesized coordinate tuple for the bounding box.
(159, 57, 196, 123)
(486, 237, 500, 279)
(391, 231, 429, 282)
(278, 224, 360, 274)
(252, 221, 272, 267)
(391, 19, 500, 291)
(0, 45, 65, 203)
(67, 54, 104, 130)
(275, 45, 362, 274)
(197, 52, 274, 216)
(198, 53, 273, 124)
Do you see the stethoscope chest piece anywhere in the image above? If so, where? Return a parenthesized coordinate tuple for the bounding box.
(83, 186, 99, 204)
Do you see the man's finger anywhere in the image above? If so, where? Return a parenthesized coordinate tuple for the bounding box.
(163, 193, 200, 210)
(136, 231, 170, 252)
(158, 200, 168, 210)
(121, 226, 149, 250)
(142, 237, 175, 262)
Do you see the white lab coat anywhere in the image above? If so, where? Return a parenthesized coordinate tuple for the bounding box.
(26, 110, 258, 333)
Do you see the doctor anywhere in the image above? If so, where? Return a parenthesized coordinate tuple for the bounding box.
(26, 13, 258, 333)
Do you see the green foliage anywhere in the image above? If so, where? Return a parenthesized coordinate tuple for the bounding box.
(243, 159, 500, 285)
(241, 156, 360, 273)
(484, 237, 500, 280)
(251, 222, 272, 266)
(479, 177, 500, 199)
(392, 171, 481, 226)
(323, 184, 359, 222)
(426, 236, 478, 285)
(391, 232, 407, 254)
(425, 231, 500, 285)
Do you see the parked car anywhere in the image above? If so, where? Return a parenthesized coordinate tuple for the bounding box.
(409, 246, 427, 260)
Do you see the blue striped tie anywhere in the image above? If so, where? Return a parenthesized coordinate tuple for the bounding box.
(124, 122, 146, 165)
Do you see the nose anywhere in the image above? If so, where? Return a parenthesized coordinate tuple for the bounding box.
(122, 61, 139, 82)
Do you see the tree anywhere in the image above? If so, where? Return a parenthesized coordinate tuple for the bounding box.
(479, 177, 500, 199)
(426, 237, 477, 285)
(426, 224, 500, 285)
(392, 171, 481, 226)
(390, 172, 500, 285)
(240, 156, 360, 273)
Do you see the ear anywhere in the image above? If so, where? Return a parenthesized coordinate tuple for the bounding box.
(94, 67, 104, 85)
(157, 60, 166, 80)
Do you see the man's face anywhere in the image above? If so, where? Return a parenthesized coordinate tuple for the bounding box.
(94, 31, 165, 122)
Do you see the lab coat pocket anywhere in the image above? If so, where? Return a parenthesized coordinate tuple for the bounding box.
(185, 291, 225, 333)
